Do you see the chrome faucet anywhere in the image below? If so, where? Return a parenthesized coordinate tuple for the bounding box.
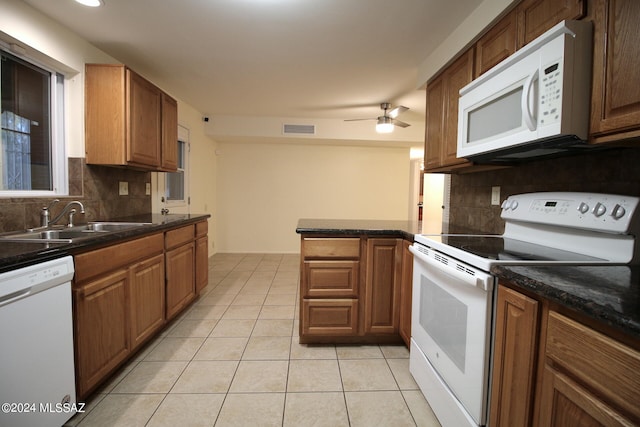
(48, 201, 86, 228)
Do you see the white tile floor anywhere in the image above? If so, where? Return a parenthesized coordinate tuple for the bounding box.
(66, 253, 440, 427)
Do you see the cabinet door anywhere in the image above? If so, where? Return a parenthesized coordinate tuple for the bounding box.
(590, 0, 640, 141)
(364, 238, 402, 335)
(130, 254, 165, 350)
(537, 365, 635, 426)
(442, 48, 475, 167)
(424, 76, 445, 170)
(74, 270, 130, 398)
(195, 236, 209, 294)
(475, 9, 518, 76)
(161, 93, 178, 171)
(166, 242, 196, 320)
(398, 240, 413, 347)
(489, 285, 539, 427)
(516, 0, 585, 46)
(127, 69, 161, 167)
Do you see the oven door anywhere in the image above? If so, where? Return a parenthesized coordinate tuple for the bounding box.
(409, 244, 495, 426)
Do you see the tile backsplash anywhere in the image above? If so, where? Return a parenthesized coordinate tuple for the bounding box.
(0, 158, 151, 233)
(447, 147, 640, 234)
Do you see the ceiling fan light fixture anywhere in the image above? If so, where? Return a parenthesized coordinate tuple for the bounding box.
(376, 116, 394, 133)
(75, 0, 103, 7)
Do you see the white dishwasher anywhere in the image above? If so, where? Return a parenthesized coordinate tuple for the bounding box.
(0, 255, 77, 427)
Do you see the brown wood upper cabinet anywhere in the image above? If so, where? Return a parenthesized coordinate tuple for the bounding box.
(85, 64, 178, 171)
(424, 48, 474, 172)
(589, 0, 640, 143)
(516, 0, 585, 46)
(475, 9, 518, 77)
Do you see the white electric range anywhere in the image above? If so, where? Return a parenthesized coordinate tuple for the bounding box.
(409, 192, 640, 427)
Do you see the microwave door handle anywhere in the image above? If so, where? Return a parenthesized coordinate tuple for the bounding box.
(522, 69, 539, 131)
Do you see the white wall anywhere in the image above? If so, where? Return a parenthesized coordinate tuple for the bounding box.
(215, 141, 411, 253)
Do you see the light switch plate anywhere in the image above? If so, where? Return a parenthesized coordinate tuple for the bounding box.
(491, 186, 500, 206)
(119, 181, 129, 196)
(145, 183, 151, 195)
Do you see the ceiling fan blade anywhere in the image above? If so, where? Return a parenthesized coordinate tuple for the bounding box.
(388, 105, 409, 119)
(392, 119, 410, 128)
(344, 117, 376, 122)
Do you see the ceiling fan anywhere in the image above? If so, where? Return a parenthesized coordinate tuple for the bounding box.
(345, 102, 410, 133)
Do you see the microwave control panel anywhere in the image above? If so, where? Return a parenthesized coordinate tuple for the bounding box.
(539, 60, 563, 126)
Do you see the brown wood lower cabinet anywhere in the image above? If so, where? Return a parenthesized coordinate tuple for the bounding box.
(74, 269, 130, 398)
(130, 254, 165, 349)
(299, 235, 409, 344)
(490, 285, 539, 427)
(72, 220, 209, 399)
(492, 283, 640, 426)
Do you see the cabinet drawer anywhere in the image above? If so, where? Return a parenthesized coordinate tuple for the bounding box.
(545, 311, 640, 421)
(302, 260, 359, 298)
(195, 220, 208, 238)
(302, 238, 360, 259)
(165, 225, 195, 249)
(301, 299, 358, 336)
(74, 233, 164, 283)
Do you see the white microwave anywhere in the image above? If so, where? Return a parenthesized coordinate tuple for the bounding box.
(457, 20, 593, 163)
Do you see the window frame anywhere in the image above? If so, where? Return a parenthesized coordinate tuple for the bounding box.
(164, 125, 189, 208)
(0, 44, 67, 197)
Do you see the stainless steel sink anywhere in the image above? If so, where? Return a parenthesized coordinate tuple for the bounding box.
(0, 222, 153, 243)
(86, 222, 152, 232)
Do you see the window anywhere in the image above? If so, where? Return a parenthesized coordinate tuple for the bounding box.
(0, 48, 66, 196)
(165, 139, 189, 205)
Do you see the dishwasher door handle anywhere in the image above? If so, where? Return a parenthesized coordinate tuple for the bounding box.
(0, 287, 32, 307)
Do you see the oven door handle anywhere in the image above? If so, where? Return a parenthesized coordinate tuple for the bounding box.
(409, 245, 493, 292)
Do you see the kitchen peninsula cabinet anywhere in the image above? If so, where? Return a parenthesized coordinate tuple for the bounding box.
(85, 64, 178, 171)
(364, 238, 402, 335)
(299, 235, 408, 344)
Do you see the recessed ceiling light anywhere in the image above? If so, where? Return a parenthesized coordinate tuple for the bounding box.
(75, 0, 103, 7)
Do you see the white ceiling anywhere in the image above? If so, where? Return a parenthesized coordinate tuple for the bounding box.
(21, 0, 486, 145)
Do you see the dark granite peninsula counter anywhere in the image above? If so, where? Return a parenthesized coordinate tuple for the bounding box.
(296, 218, 422, 241)
(0, 213, 210, 272)
(494, 264, 640, 340)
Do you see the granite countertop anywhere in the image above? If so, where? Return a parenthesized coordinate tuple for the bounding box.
(296, 218, 422, 241)
(494, 264, 640, 339)
(0, 213, 210, 273)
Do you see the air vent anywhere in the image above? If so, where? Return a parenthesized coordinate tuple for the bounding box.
(283, 124, 316, 135)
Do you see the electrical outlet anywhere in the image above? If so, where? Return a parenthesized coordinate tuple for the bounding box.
(145, 183, 151, 195)
(119, 181, 129, 196)
(491, 186, 500, 206)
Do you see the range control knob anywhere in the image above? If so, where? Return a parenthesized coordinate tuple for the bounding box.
(577, 202, 590, 214)
(611, 204, 626, 219)
(501, 200, 510, 209)
(510, 200, 519, 210)
(593, 202, 607, 217)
